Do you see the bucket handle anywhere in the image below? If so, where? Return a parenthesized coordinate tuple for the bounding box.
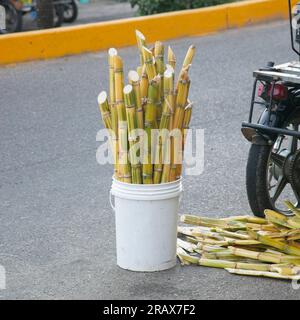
(179, 192, 183, 203)
(109, 190, 115, 211)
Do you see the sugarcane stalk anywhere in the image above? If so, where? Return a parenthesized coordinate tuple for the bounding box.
(229, 246, 300, 264)
(177, 248, 190, 265)
(288, 235, 300, 241)
(177, 247, 199, 264)
(142, 75, 160, 184)
(199, 258, 273, 272)
(181, 215, 227, 227)
(265, 209, 300, 229)
(167, 46, 176, 70)
(140, 64, 149, 110)
(248, 229, 300, 256)
(197, 243, 226, 252)
(180, 214, 246, 230)
(153, 69, 174, 184)
(160, 66, 175, 183)
(198, 238, 261, 247)
(284, 200, 300, 218)
(202, 251, 252, 261)
(142, 46, 157, 81)
(154, 41, 165, 125)
(287, 217, 300, 229)
(172, 73, 190, 129)
(137, 66, 143, 78)
(175, 102, 192, 179)
(289, 240, 300, 250)
(229, 246, 283, 263)
(98, 91, 112, 130)
(149, 46, 155, 56)
(184, 235, 199, 244)
(178, 226, 225, 240)
(260, 229, 300, 241)
(160, 127, 172, 182)
(114, 55, 131, 183)
(214, 228, 251, 240)
(182, 45, 196, 69)
(160, 107, 174, 183)
(225, 268, 300, 280)
(135, 30, 146, 66)
(124, 85, 142, 184)
(108, 48, 118, 108)
(223, 216, 267, 224)
(202, 252, 240, 261)
(270, 265, 300, 276)
(108, 48, 119, 177)
(246, 223, 279, 232)
(98, 91, 120, 175)
(128, 70, 144, 130)
(170, 71, 190, 181)
(177, 238, 197, 253)
(176, 45, 195, 92)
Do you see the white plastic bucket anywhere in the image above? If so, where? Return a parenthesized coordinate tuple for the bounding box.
(110, 177, 183, 272)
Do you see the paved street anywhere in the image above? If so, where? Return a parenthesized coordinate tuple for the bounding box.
(1, 20, 300, 299)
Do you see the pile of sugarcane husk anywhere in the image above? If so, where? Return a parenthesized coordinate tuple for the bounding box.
(177, 201, 300, 281)
(98, 30, 195, 184)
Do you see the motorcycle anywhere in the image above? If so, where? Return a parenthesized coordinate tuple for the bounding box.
(0, 0, 77, 33)
(242, 0, 300, 217)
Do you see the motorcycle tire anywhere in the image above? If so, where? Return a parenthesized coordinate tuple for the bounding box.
(53, 4, 64, 27)
(3, 2, 22, 33)
(63, 0, 78, 23)
(246, 144, 274, 218)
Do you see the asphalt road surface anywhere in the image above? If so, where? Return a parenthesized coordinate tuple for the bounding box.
(1, 20, 300, 300)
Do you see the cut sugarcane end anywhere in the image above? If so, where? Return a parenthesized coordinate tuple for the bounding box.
(164, 68, 173, 79)
(108, 48, 118, 57)
(135, 29, 146, 41)
(123, 84, 133, 95)
(128, 70, 140, 82)
(142, 46, 153, 56)
(165, 64, 174, 73)
(98, 91, 107, 105)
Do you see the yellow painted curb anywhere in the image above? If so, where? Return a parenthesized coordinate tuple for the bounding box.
(0, 0, 297, 65)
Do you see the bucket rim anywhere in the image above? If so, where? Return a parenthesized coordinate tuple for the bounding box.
(112, 176, 182, 187)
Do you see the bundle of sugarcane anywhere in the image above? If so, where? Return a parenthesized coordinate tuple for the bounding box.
(177, 200, 300, 281)
(98, 30, 195, 184)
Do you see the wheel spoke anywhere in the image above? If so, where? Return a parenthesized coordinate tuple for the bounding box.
(270, 152, 286, 169)
(271, 176, 287, 203)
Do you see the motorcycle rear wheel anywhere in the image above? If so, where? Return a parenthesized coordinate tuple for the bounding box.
(246, 118, 300, 217)
(63, 0, 78, 23)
